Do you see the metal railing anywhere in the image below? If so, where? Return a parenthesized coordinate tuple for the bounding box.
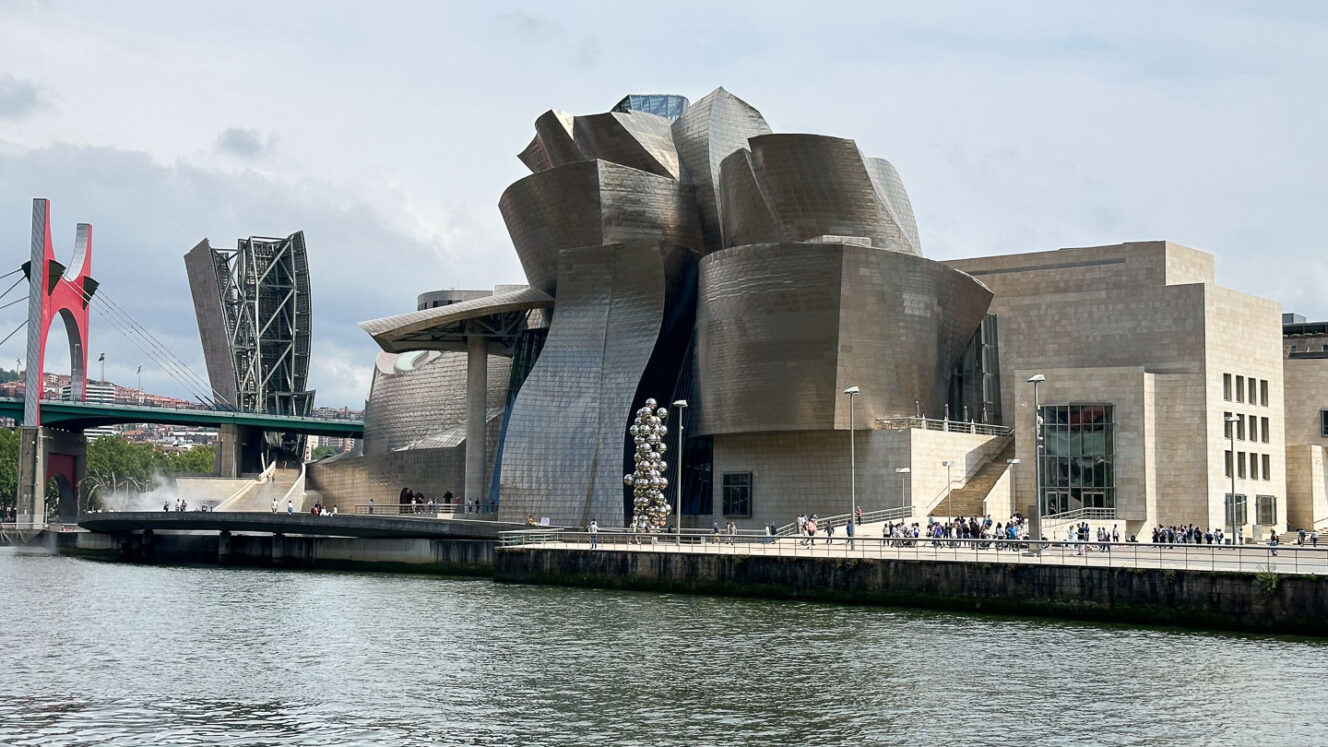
(774, 505, 914, 537)
(1040, 507, 1119, 524)
(875, 417, 1013, 437)
(497, 530, 1328, 574)
(352, 503, 466, 516)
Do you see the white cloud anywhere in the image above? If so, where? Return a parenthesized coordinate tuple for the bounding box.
(1, 0, 1326, 406)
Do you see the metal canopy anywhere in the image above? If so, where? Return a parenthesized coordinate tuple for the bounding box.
(359, 287, 553, 355)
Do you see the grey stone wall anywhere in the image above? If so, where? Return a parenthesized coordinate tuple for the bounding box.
(495, 548, 1328, 636)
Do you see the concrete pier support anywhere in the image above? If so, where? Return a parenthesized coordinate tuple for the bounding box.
(465, 331, 488, 502)
(16, 426, 45, 527)
(215, 424, 264, 478)
(16, 425, 86, 525)
(218, 530, 232, 564)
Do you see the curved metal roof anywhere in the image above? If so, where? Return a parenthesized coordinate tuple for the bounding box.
(358, 286, 553, 354)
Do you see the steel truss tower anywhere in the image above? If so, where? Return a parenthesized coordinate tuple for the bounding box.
(185, 232, 314, 459)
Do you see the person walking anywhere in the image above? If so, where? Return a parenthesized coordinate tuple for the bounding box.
(287, 499, 294, 515)
(1269, 529, 1280, 557)
(725, 520, 736, 545)
(845, 517, 855, 549)
(368, 498, 375, 515)
(854, 505, 863, 526)
(270, 498, 277, 514)
(712, 521, 721, 544)
(589, 519, 599, 549)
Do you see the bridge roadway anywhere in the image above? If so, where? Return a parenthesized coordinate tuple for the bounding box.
(78, 511, 526, 540)
(0, 397, 362, 437)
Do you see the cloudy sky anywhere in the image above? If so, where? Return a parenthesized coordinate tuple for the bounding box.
(2, 1, 1325, 407)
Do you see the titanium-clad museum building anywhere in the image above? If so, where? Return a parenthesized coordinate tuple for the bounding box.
(308, 88, 1327, 540)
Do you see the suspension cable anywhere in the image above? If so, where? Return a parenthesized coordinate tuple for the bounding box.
(73, 285, 224, 407)
(0, 295, 28, 311)
(90, 288, 231, 407)
(0, 319, 26, 348)
(0, 276, 25, 303)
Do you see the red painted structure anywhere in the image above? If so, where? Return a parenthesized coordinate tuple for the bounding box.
(24, 200, 96, 425)
(21, 199, 97, 508)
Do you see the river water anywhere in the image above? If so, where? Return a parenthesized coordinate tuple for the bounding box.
(1, 547, 1326, 746)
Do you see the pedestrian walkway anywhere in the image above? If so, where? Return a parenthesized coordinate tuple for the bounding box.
(218, 468, 303, 512)
(500, 532, 1328, 575)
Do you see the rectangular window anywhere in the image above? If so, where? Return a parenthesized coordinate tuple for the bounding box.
(721, 472, 752, 517)
(1224, 412, 1233, 439)
(1236, 415, 1245, 441)
(1261, 417, 1269, 443)
(1249, 452, 1259, 481)
(1322, 410, 1328, 438)
(1260, 379, 1269, 407)
(1249, 416, 1257, 443)
(1237, 452, 1246, 479)
(1223, 373, 1232, 401)
(1225, 450, 1233, 479)
(1248, 377, 1257, 404)
(1262, 453, 1271, 481)
(1256, 495, 1277, 525)
(1236, 376, 1245, 402)
(1226, 494, 1248, 528)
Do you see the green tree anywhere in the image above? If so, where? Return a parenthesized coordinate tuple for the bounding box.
(0, 428, 18, 513)
(311, 445, 338, 461)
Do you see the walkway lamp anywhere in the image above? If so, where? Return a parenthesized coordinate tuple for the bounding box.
(1225, 414, 1239, 546)
(941, 460, 954, 521)
(844, 386, 860, 527)
(895, 467, 910, 513)
(672, 399, 688, 539)
(1027, 374, 1045, 552)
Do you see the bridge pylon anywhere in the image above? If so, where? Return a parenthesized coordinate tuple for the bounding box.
(15, 199, 97, 527)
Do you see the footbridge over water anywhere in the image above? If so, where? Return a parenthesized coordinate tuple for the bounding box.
(78, 511, 525, 540)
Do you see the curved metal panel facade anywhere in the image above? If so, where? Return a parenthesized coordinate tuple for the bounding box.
(499, 161, 701, 294)
(671, 87, 773, 253)
(362, 350, 511, 456)
(692, 243, 991, 436)
(718, 135, 919, 255)
(498, 242, 676, 527)
(573, 112, 680, 179)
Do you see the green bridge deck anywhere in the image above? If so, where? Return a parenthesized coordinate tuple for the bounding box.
(0, 397, 363, 437)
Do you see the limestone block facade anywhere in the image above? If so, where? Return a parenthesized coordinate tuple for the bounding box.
(702, 428, 1006, 530)
(948, 241, 1287, 538)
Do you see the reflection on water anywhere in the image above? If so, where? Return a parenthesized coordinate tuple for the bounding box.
(1, 547, 1326, 746)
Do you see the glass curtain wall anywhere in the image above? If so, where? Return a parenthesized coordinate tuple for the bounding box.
(1039, 404, 1115, 516)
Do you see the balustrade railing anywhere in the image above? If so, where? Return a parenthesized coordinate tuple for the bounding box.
(497, 529, 1328, 574)
(875, 417, 1012, 437)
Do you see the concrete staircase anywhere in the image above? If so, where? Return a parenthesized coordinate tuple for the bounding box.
(220, 468, 303, 512)
(929, 440, 1015, 519)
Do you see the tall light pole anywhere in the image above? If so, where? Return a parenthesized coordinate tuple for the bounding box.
(672, 399, 688, 536)
(844, 386, 860, 526)
(1225, 414, 1239, 545)
(1027, 374, 1046, 551)
(895, 467, 911, 512)
(941, 460, 954, 520)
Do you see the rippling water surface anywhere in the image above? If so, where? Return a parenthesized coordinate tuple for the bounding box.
(2, 547, 1327, 745)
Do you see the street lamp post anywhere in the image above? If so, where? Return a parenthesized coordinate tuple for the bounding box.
(1225, 414, 1239, 546)
(843, 386, 860, 527)
(941, 460, 953, 521)
(1027, 374, 1046, 551)
(895, 467, 911, 513)
(672, 399, 688, 538)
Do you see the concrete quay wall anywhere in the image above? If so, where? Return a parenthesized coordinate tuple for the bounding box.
(52, 531, 493, 576)
(494, 548, 1328, 636)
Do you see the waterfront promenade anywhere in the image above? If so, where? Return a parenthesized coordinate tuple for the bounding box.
(501, 530, 1328, 575)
